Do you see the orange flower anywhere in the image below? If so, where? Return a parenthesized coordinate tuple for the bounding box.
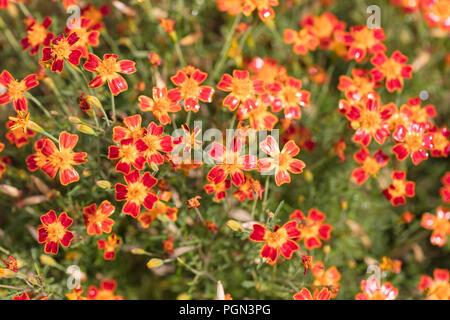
(418, 268, 450, 300)
(148, 52, 162, 67)
(66, 286, 86, 300)
(42, 33, 82, 73)
(370, 50, 413, 92)
(283, 28, 319, 55)
(83, 201, 115, 235)
(242, 0, 279, 21)
(247, 57, 286, 82)
(398, 96, 436, 127)
(138, 191, 178, 228)
(268, 76, 310, 120)
(216, 0, 243, 16)
(343, 26, 386, 62)
(207, 137, 257, 187)
(170, 66, 215, 113)
(249, 221, 301, 263)
(83, 53, 136, 96)
(2, 256, 18, 272)
(355, 278, 398, 300)
(289, 209, 332, 249)
(421, 207, 450, 247)
(26, 138, 49, 173)
(338, 68, 376, 102)
(421, 0, 450, 31)
(351, 147, 389, 184)
(158, 18, 176, 34)
(379, 256, 402, 274)
(108, 138, 148, 174)
(81, 3, 110, 30)
(115, 170, 158, 218)
(163, 236, 175, 255)
(281, 123, 315, 152)
(38, 132, 88, 186)
(65, 17, 100, 58)
(112, 114, 146, 143)
(138, 87, 181, 125)
(440, 172, 450, 203)
(204, 180, 232, 202)
(187, 196, 202, 209)
(21, 16, 54, 56)
(37, 210, 74, 255)
(382, 171, 415, 206)
(237, 99, 278, 130)
(333, 138, 346, 162)
(301, 12, 346, 49)
(0, 70, 39, 112)
(392, 121, 433, 165)
(401, 211, 416, 223)
(86, 280, 124, 300)
(98, 234, 121, 260)
(233, 175, 264, 202)
(311, 261, 341, 297)
(293, 287, 332, 300)
(344, 93, 393, 146)
(428, 126, 450, 158)
(141, 122, 173, 166)
(257, 136, 305, 186)
(217, 69, 264, 111)
(6, 112, 36, 148)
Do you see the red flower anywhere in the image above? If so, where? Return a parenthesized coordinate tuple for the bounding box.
(38, 132, 88, 186)
(0, 70, 39, 112)
(421, 206, 450, 247)
(86, 280, 124, 300)
(382, 171, 415, 206)
(269, 76, 310, 120)
(236, 99, 278, 130)
(42, 33, 82, 73)
(170, 66, 215, 113)
(355, 278, 398, 300)
(289, 209, 332, 249)
(241, 0, 279, 21)
(345, 93, 393, 146)
(294, 287, 332, 300)
(233, 175, 264, 202)
(418, 268, 450, 300)
(141, 122, 173, 167)
(65, 17, 100, 58)
(249, 221, 301, 263)
(98, 233, 121, 260)
(370, 50, 413, 92)
(338, 68, 376, 102)
(115, 170, 158, 218)
(108, 138, 148, 174)
(21, 16, 54, 56)
(344, 26, 386, 62)
(138, 87, 181, 125)
(217, 70, 264, 111)
(112, 114, 146, 143)
(257, 136, 305, 186)
(13, 293, 30, 300)
(6, 112, 36, 148)
(428, 126, 450, 158)
(311, 261, 341, 297)
(399, 96, 436, 127)
(138, 191, 178, 228)
(351, 147, 389, 184)
(392, 121, 433, 165)
(83, 201, 115, 235)
(3, 256, 18, 272)
(421, 0, 450, 31)
(204, 180, 232, 202)
(283, 28, 319, 55)
(37, 210, 74, 255)
(83, 53, 136, 95)
(81, 3, 110, 30)
(301, 12, 346, 49)
(207, 137, 257, 187)
(440, 172, 450, 203)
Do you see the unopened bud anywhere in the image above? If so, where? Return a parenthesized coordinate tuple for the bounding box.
(147, 258, 163, 269)
(304, 170, 313, 182)
(27, 120, 44, 134)
(323, 245, 331, 254)
(226, 220, 243, 232)
(40, 254, 57, 267)
(86, 95, 102, 110)
(96, 180, 112, 189)
(69, 116, 82, 123)
(76, 124, 95, 135)
(131, 248, 148, 255)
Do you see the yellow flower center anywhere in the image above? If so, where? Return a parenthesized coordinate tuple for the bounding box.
(362, 158, 380, 176)
(380, 58, 402, 78)
(126, 182, 147, 204)
(46, 222, 66, 242)
(360, 109, 381, 133)
(180, 78, 200, 98)
(231, 78, 253, 100)
(404, 131, 423, 152)
(28, 24, 47, 46)
(119, 144, 138, 163)
(7, 80, 26, 100)
(97, 57, 120, 80)
(390, 179, 406, 198)
(265, 227, 289, 248)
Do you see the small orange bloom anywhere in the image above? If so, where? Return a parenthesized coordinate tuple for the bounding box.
(21, 16, 54, 56)
(187, 196, 202, 209)
(97, 233, 121, 260)
(440, 172, 450, 203)
(401, 211, 416, 223)
(418, 268, 450, 300)
(112, 114, 146, 143)
(249, 221, 301, 263)
(37, 210, 74, 255)
(237, 99, 278, 130)
(148, 52, 162, 67)
(65, 17, 100, 58)
(83, 53, 136, 96)
(138, 87, 181, 125)
(3, 256, 18, 272)
(216, 0, 243, 16)
(338, 68, 376, 102)
(289, 209, 332, 249)
(301, 12, 346, 49)
(421, 0, 450, 31)
(421, 206, 450, 247)
(86, 280, 124, 300)
(343, 26, 386, 62)
(108, 138, 148, 174)
(233, 175, 264, 202)
(428, 126, 450, 158)
(382, 171, 415, 206)
(42, 33, 82, 73)
(355, 278, 398, 300)
(257, 136, 305, 186)
(242, 0, 279, 21)
(6, 112, 35, 148)
(138, 191, 178, 228)
(163, 236, 175, 255)
(83, 201, 115, 235)
(283, 28, 319, 55)
(141, 122, 173, 166)
(248, 57, 286, 82)
(268, 76, 310, 120)
(158, 18, 176, 34)
(379, 256, 402, 274)
(370, 50, 413, 92)
(81, 3, 110, 30)
(204, 180, 232, 202)
(0, 70, 39, 112)
(392, 121, 433, 165)
(333, 138, 346, 162)
(293, 287, 332, 300)
(351, 147, 389, 184)
(311, 261, 341, 297)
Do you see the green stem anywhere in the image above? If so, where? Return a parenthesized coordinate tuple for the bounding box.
(111, 92, 116, 123)
(174, 41, 186, 67)
(185, 111, 192, 127)
(26, 93, 52, 118)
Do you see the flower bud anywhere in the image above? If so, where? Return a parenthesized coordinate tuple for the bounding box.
(40, 254, 57, 267)
(96, 180, 112, 189)
(76, 124, 95, 135)
(146, 258, 163, 269)
(226, 220, 243, 232)
(69, 116, 82, 123)
(131, 248, 148, 255)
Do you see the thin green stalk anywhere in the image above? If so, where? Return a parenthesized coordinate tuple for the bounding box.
(185, 111, 192, 127)
(174, 41, 186, 67)
(111, 92, 116, 123)
(26, 93, 52, 119)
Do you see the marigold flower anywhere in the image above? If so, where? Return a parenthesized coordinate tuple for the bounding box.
(293, 287, 332, 300)
(81, 3, 110, 30)
(355, 278, 398, 300)
(247, 57, 286, 82)
(141, 122, 173, 166)
(289, 209, 332, 249)
(65, 17, 100, 58)
(237, 99, 278, 130)
(83, 53, 136, 96)
(333, 138, 346, 162)
(283, 28, 319, 55)
(269, 76, 310, 120)
(301, 255, 314, 276)
(178, 124, 202, 154)
(249, 221, 301, 263)
(351, 147, 389, 184)
(345, 93, 393, 146)
(233, 175, 264, 202)
(217, 69, 264, 111)
(242, 0, 279, 21)
(344, 26, 386, 62)
(148, 52, 162, 67)
(421, 0, 450, 31)
(115, 170, 158, 218)
(401, 211, 416, 223)
(2, 256, 18, 272)
(370, 50, 413, 92)
(428, 126, 450, 158)
(311, 261, 341, 297)
(399, 96, 436, 127)
(204, 180, 232, 202)
(26, 138, 48, 172)
(216, 0, 243, 16)
(440, 172, 450, 203)
(163, 236, 175, 255)
(108, 138, 148, 174)
(158, 18, 176, 34)
(21, 16, 54, 56)
(0, 70, 39, 112)
(170, 66, 215, 113)
(421, 207, 450, 247)
(138, 191, 178, 228)
(307, 65, 327, 84)
(257, 136, 305, 186)
(112, 114, 146, 143)
(83, 200, 115, 235)
(138, 87, 181, 125)
(98, 233, 121, 260)
(338, 68, 376, 102)
(6, 112, 36, 148)
(42, 33, 82, 73)
(39, 131, 88, 186)
(379, 256, 402, 274)
(207, 137, 257, 187)
(281, 123, 315, 152)
(13, 293, 30, 300)
(301, 12, 346, 49)
(392, 121, 433, 165)
(37, 210, 74, 255)
(204, 221, 219, 233)
(382, 171, 415, 206)
(418, 268, 450, 300)
(66, 286, 85, 300)
(86, 280, 124, 300)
